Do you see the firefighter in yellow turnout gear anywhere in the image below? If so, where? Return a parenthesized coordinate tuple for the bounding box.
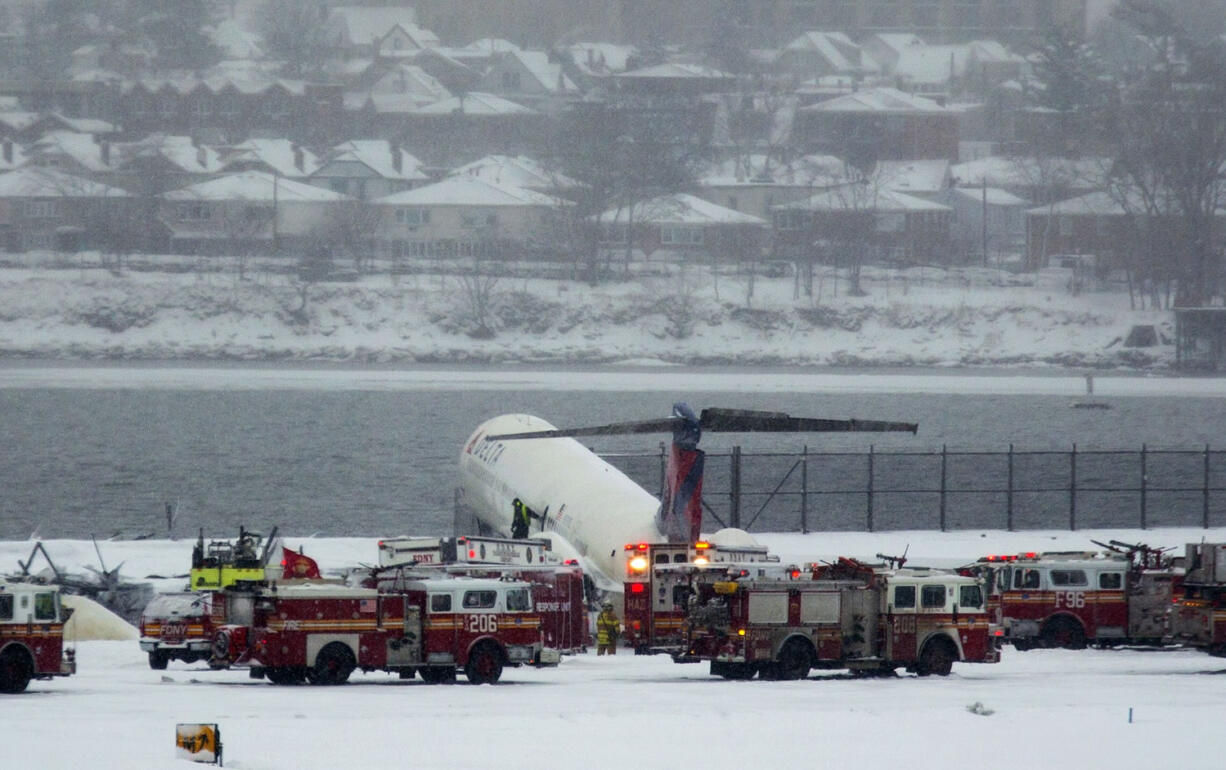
(596, 602, 621, 655)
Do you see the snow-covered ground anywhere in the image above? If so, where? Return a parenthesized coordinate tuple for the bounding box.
(0, 260, 1175, 368)
(4, 528, 1225, 769)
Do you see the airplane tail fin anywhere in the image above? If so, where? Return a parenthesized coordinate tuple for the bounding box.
(658, 402, 705, 543)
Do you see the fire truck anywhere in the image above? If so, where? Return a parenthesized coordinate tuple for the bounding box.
(375, 535, 589, 654)
(1172, 543, 1226, 656)
(211, 576, 560, 685)
(967, 542, 1178, 650)
(622, 540, 782, 654)
(139, 592, 216, 669)
(0, 580, 76, 693)
(680, 558, 1000, 679)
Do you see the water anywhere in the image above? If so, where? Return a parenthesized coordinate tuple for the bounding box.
(0, 365, 1223, 540)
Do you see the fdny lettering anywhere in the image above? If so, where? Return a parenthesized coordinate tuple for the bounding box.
(466, 614, 499, 633)
(412, 554, 436, 563)
(1054, 591, 1086, 609)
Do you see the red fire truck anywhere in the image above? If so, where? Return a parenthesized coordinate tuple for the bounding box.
(680, 559, 1000, 679)
(0, 580, 76, 693)
(968, 542, 1178, 650)
(375, 535, 589, 653)
(622, 540, 782, 654)
(139, 592, 216, 669)
(211, 576, 560, 685)
(1172, 543, 1226, 656)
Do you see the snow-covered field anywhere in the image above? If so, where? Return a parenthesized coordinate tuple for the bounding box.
(0, 261, 1174, 368)
(4, 528, 1225, 770)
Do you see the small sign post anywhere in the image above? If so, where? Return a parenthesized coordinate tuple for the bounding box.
(176, 723, 222, 766)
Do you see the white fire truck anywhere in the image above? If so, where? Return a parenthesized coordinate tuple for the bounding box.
(967, 542, 1179, 650)
(211, 576, 560, 685)
(681, 558, 1000, 679)
(1172, 543, 1226, 656)
(622, 540, 782, 654)
(139, 592, 216, 669)
(0, 580, 76, 693)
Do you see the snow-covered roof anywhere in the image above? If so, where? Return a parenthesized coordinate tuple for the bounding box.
(220, 139, 319, 178)
(317, 140, 428, 182)
(449, 155, 579, 190)
(29, 131, 113, 172)
(498, 50, 578, 93)
(951, 156, 1109, 190)
(115, 134, 223, 174)
(125, 74, 307, 97)
(369, 63, 450, 102)
(876, 159, 951, 195)
(0, 166, 128, 198)
(615, 62, 733, 80)
(949, 186, 1028, 206)
(700, 153, 849, 187)
(1025, 190, 1163, 216)
(373, 176, 566, 207)
(0, 110, 40, 132)
(567, 42, 637, 76)
(376, 23, 440, 52)
(799, 87, 947, 114)
(411, 92, 534, 115)
(207, 19, 265, 60)
(327, 6, 422, 46)
(164, 171, 349, 202)
(774, 186, 951, 213)
(780, 31, 877, 74)
(48, 114, 116, 135)
(597, 193, 766, 225)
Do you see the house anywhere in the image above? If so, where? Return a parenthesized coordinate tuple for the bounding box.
(775, 32, 878, 81)
(370, 176, 571, 260)
(403, 93, 543, 167)
(448, 154, 580, 197)
(26, 131, 115, 176)
(325, 6, 428, 60)
(875, 159, 952, 198)
(595, 193, 768, 263)
(105, 134, 224, 193)
(161, 170, 350, 255)
(373, 23, 441, 60)
(475, 49, 579, 112)
(950, 155, 1108, 205)
(310, 140, 428, 200)
(939, 185, 1029, 261)
(862, 34, 1026, 95)
(696, 153, 851, 221)
(794, 87, 959, 163)
(772, 185, 952, 264)
(612, 62, 736, 97)
(0, 166, 131, 252)
(218, 138, 319, 179)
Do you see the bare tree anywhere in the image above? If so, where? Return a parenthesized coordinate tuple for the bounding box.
(254, 0, 329, 78)
(317, 200, 382, 274)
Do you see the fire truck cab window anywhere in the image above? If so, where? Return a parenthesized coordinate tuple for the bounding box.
(1015, 569, 1040, 589)
(920, 584, 946, 609)
(654, 553, 669, 564)
(0, 594, 12, 620)
(34, 592, 56, 620)
(893, 585, 916, 609)
(959, 585, 983, 608)
(463, 590, 497, 609)
(1050, 570, 1088, 587)
(505, 588, 530, 612)
(430, 594, 452, 613)
(673, 554, 687, 562)
(1099, 572, 1123, 589)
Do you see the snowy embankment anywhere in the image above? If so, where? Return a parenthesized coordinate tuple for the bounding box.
(4, 528, 1226, 770)
(0, 259, 1174, 368)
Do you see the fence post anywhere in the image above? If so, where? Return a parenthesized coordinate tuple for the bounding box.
(867, 445, 875, 532)
(730, 445, 742, 529)
(1070, 443, 1077, 531)
(800, 445, 809, 534)
(939, 444, 948, 532)
(1206, 444, 1212, 530)
(1007, 444, 1014, 531)
(1140, 443, 1147, 530)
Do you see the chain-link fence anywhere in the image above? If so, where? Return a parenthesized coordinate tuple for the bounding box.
(601, 445, 1226, 533)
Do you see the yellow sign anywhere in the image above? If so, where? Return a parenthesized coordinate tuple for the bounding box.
(176, 723, 222, 766)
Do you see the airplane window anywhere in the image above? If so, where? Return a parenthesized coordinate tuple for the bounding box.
(921, 585, 946, 609)
(1099, 572, 1123, 589)
(893, 585, 915, 609)
(430, 594, 452, 613)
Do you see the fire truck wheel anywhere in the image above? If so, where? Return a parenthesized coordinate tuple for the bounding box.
(466, 644, 504, 685)
(420, 666, 456, 684)
(1041, 618, 1086, 650)
(774, 639, 813, 681)
(148, 650, 169, 670)
(916, 638, 956, 677)
(0, 648, 34, 694)
(308, 643, 356, 686)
